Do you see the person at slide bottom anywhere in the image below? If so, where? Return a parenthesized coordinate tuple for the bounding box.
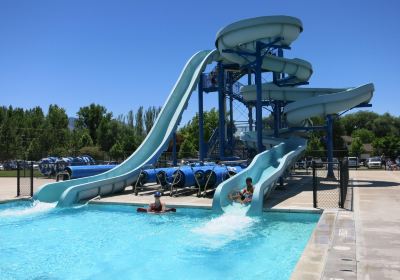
(137, 192, 176, 213)
(228, 177, 254, 204)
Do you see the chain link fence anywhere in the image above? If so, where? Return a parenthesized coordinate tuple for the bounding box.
(17, 161, 34, 197)
(312, 160, 350, 209)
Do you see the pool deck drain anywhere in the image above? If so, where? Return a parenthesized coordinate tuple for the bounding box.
(0, 170, 399, 279)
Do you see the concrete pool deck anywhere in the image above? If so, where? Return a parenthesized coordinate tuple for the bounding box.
(0, 170, 399, 279)
(0, 177, 53, 201)
(291, 170, 400, 280)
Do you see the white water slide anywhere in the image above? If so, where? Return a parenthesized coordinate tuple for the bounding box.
(34, 50, 219, 206)
(212, 16, 373, 215)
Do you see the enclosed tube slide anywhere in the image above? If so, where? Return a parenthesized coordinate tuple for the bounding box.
(66, 165, 117, 179)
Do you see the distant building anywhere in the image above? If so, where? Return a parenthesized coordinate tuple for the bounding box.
(360, 143, 373, 160)
(341, 136, 373, 160)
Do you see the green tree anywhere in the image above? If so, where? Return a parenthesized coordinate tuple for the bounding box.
(372, 136, 400, 158)
(0, 106, 17, 160)
(69, 129, 88, 155)
(135, 106, 145, 141)
(26, 138, 42, 160)
(97, 117, 119, 152)
(79, 131, 94, 147)
(120, 127, 137, 157)
(179, 108, 221, 151)
(349, 137, 364, 156)
(351, 128, 375, 144)
(79, 146, 104, 160)
(75, 104, 110, 144)
(340, 111, 379, 135)
(109, 141, 124, 160)
(371, 113, 398, 138)
(127, 110, 134, 128)
(178, 138, 196, 158)
(144, 106, 161, 133)
(305, 135, 325, 158)
(40, 105, 70, 156)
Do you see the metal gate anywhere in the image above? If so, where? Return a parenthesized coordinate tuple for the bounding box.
(17, 161, 34, 197)
(312, 160, 349, 209)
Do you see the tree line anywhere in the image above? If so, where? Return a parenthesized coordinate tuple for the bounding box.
(304, 111, 400, 158)
(0, 104, 161, 161)
(1, 104, 399, 162)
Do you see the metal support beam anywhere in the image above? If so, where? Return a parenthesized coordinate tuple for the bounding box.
(273, 101, 281, 137)
(248, 106, 253, 131)
(218, 63, 225, 160)
(326, 115, 335, 178)
(247, 70, 253, 132)
(278, 48, 284, 79)
(255, 42, 264, 152)
(274, 48, 283, 136)
(198, 74, 205, 161)
(172, 132, 177, 166)
(229, 86, 234, 154)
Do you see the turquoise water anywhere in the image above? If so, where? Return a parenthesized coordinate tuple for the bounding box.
(0, 201, 320, 280)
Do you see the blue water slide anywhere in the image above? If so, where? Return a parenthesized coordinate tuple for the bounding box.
(33, 49, 219, 206)
(212, 138, 307, 215)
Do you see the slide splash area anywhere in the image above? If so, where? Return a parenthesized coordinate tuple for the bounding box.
(34, 16, 374, 214)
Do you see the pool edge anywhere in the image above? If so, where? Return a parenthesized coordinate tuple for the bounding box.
(0, 197, 32, 204)
(290, 209, 338, 280)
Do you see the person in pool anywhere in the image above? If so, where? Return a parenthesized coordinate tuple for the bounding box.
(228, 177, 254, 204)
(137, 192, 176, 213)
(148, 191, 165, 212)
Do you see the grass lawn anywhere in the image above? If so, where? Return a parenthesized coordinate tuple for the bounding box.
(0, 170, 44, 178)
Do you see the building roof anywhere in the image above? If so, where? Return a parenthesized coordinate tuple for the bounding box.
(363, 143, 373, 153)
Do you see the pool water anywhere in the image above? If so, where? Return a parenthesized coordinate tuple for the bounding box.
(0, 201, 320, 280)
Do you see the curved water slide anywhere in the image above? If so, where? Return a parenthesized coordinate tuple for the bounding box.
(212, 16, 374, 214)
(241, 83, 374, 125)
(215, 16, 313, 82)
(212, 138, 306, 215)
(34, 50, 219, 206)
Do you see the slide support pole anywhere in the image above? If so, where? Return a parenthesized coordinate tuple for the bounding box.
(229, 75, 234, 155)
(247, 69, 253, 132)
(327, 115, 335, 178)
(198, 74, 205, 161)
(172, 132, 177, 166)
(255, 42, 264, 153)
(218, 62, 225, 160)
(273, 101, 281, 138)
(248, 106, 253, 131)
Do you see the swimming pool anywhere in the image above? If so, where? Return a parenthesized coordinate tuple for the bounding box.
(0, 200, 320, 280)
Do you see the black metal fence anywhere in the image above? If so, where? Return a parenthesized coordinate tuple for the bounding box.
(17, 161, 34, 197)
(312, 160, 350, 209)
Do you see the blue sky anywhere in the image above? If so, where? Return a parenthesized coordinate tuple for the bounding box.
(0, 0, 399, 124)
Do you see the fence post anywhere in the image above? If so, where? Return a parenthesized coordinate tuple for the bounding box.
(30, 162, 34, 197)
(339, 160, 344, 208)
(312, 161, 317, 208)
(17, 161, 20, 197)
